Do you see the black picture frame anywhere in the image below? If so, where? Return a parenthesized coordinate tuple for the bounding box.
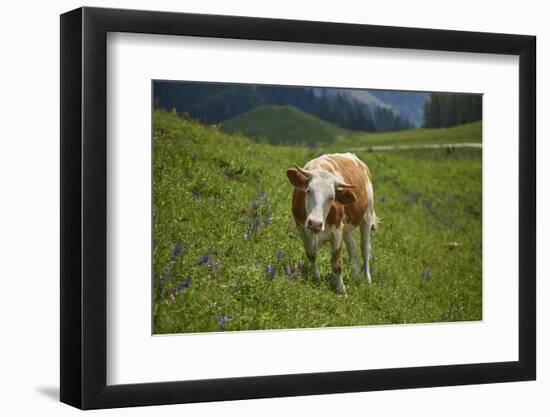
(60, 6, 536, 410)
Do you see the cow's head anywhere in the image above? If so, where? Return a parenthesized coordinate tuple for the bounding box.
(287, 164, 356, 233)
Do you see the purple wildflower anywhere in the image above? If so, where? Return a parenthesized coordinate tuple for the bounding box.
(171, 240, 184, 259)
(191, 154, 197, 162)
(245, 190, 271, 239)
(182, 273, 191, 288)
(381, 196, 386, 203)
(216, 314, 232, 331)
(197, 254, 210, 266)
(155, 274, 163, 297)
(176, 274, 192, 291)
(244, 223, 254, 241)
(265, 264, 277, 278)
(422, 269, 432, 281)
(255, 190, 268, 204)
(296, 261, 304, 271)
(275, 248, 283, 258)
(284, 264, 292, 278)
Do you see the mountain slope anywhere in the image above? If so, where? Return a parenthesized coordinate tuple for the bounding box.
(368, 90, 431, 127)
(220, 105, 347, 145)
(344, 89, 390, 108)
(312, 88, 387, 107)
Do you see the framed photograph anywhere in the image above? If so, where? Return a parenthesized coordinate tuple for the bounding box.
(60, 6, 536, 409)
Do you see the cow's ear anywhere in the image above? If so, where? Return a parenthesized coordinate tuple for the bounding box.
(335, 188, 356, 205)
(286, 168, 309, 190)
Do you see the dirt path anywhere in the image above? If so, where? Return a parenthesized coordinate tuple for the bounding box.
(349, 142, 482, 152)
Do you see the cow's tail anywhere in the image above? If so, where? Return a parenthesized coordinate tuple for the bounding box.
(371, 210, 380, 231)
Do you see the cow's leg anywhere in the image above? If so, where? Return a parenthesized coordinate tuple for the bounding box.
(360, 210, 373, 284)
(298, 226, 320, 279)
(330, 226, 346, 294)
(343, 224, 360, 280)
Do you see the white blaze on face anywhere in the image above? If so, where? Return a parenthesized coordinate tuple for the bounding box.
(304, 171, 338, 232)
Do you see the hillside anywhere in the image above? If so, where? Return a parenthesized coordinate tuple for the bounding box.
(220, 105, 348, 145)
(369, 90, 430, 127)
(221, 105, 481, 148)
(334, 120, 482, 149)
(153, 109, 482, 334)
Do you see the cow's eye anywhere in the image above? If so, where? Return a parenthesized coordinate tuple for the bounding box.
(306, 188, 311, 193)
(330, 195, 335, 200)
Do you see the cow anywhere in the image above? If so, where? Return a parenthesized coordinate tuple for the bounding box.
(286, 153, 377, 294)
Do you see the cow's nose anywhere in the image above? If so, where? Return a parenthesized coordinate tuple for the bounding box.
(307, 219, 323, 232)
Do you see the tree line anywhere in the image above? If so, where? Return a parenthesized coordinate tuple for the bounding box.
(154, 82, 412, 132)
(311, 90, 412, 132)
(423, 93, 482, 128)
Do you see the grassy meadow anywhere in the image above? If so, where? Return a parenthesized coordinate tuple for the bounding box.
(221, 105, 348, 146)
(152, 109, 482, 334)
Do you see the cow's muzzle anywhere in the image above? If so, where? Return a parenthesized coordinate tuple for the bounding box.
(307, 219, 323, 233)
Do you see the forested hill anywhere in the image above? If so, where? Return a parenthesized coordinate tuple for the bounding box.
(423, 93, 482, 128)
(154, 82, 413, 133)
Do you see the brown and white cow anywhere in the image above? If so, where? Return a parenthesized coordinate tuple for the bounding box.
(286, 153, 377, 294)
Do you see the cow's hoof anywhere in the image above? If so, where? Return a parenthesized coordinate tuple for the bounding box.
(335, 279, 347, 295)
(366, 272, 372, 284)
(361, 264, 372, 284)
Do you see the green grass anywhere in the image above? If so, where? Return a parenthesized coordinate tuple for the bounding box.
(220, 105, 349, 145)
(153, 109, 482, 334)
(332, 120, 482, 149)
(220, 104, 482, 149)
